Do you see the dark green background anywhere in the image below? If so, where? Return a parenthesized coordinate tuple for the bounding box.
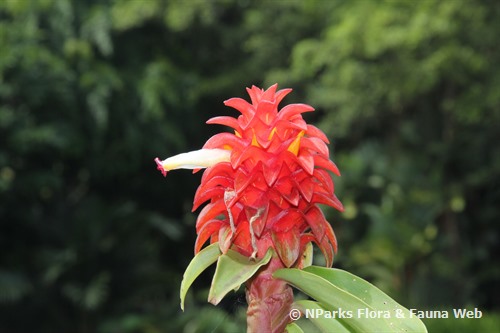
(1, 1, 499, 332)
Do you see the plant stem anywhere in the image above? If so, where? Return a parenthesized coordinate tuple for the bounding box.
(246, 255, 293, 333)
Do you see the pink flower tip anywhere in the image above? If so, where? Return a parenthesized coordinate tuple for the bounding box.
(154, 157, 167, 177)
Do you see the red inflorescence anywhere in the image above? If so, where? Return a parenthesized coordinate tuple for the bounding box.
(191, 84, 343, 268)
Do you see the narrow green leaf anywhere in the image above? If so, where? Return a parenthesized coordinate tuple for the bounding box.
(274, 268, 396, 333)
(285, 322, 304, 333)
(293, 300, 351, 333)
(208, 248, 273, 305)
(180, 243, 221, 311)
(303, 266, 427, 333)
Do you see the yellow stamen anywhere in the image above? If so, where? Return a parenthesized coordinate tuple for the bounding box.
(287, 130, 305, 156)
(251, 129, 260, 147)
(235, 130, 242, 138)
(268, 127, 278, 140)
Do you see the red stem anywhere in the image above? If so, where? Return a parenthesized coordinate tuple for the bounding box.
(246, 256, 293, 333)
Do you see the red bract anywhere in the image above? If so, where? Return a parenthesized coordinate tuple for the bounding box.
(157, 84, 343, 268)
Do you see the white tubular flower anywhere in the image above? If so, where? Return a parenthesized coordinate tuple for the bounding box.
(154, 148, 231, 177)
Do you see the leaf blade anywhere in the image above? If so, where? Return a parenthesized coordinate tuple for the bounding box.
(285, 322, 305, 333)
(304, 266, 427, 333)
(180, 243, 221, 311)
(274, 268, 396, 333)
(294, 300, 352, 333)
(208, 248, 272, 305)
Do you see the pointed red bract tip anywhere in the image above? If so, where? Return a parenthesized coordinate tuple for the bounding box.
(154, 157, 167, 177)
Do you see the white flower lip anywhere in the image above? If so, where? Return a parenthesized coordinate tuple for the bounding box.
(155, 148, 231, 176)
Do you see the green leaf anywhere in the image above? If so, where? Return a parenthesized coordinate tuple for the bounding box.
(180, 243, 221, 311)
(285, 322, 304, 333)
(304, 266, 427, 333)
(293, 300, 351, 333)
(274, 267, 427, 333)
(208, 247, 273, 306)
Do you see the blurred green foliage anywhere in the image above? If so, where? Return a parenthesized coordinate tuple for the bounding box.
(0, 0, 498, 332)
